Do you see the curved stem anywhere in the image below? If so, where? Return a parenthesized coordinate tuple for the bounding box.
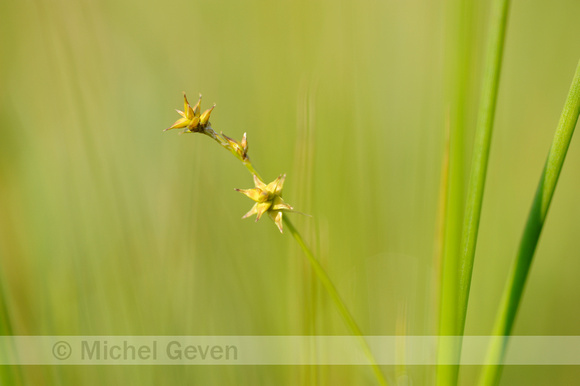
(241, 161, 262, 181)
(202, 125, 387, 384)
(283, 216, 388, 386)
(206, 130, 263, 180)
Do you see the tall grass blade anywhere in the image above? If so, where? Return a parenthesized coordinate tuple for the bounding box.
(439, 1, 510, 384)
(0, 270, 20, 385)
(436, 0, 473, 383)
(478, 59, 580, 386)
(458, 0, 511, 334)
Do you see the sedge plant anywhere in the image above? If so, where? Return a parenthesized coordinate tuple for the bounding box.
(438, 1, 578, 381)
(437, 3, 578, 386)
(164, 92, 388, 386)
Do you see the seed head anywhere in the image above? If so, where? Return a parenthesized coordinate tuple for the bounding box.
(235, 174, 294, 233)
(164, 92, 215, 134)
(223, 132, 249, 161)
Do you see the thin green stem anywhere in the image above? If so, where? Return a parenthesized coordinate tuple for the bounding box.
(438, 2, 510, 384)
(283, 216, 388, 386)
(202, 125, 387, 385)
(206, 129, 263, 180)
(0, 266, 19, 385)
(479, 59, 580, 386)
(436, 0, 471, 383)
(240, 161, 262, 181)
(458, 0, 511, 335)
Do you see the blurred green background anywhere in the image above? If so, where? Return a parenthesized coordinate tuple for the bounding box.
(1, 0, 579, 384)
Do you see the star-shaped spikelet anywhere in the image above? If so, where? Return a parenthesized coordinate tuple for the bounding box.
(235, 174, 295, 233)
(222, 132, 249, 161)
(164, 92, 215, 133)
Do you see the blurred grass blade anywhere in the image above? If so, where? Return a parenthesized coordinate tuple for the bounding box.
(479, 59, 580, 386)
(457, 0, 511, 334)
(436, 0, 475, 383)
(433, 112, 451, 330)
(282, 217, 388, 386)
(439, 1, 510, 384)
(0, 272, 20, 385)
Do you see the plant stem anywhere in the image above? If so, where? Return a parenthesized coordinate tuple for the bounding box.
(478, 59, 580, 386)
(206, 129, 264, 180)
(458, 0, 511, 335)
(283, 216, 388, 386)
(203, 126, 387, 385)
(0, 267, 19, 385)
(436, 0, 471, 382)
(438, 2, 510, 384)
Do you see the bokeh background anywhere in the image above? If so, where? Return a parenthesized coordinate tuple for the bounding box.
(1, 0, 579, 384)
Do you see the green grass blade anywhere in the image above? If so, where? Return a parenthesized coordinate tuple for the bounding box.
(283, 216, 388, 386)
(436, 0, 472, 382)
(479, 59, 580, 386)
(436, 111, 463, 383)
(458, 0, 511, 334)
(437, 0, 511, 384)
(0, 270, 20, 385)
